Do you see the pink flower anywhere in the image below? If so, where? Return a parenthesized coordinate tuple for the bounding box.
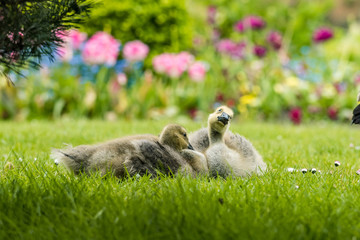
(116, 73, 127, 85)
(55, 30, 66, 39)
(289, 107, 302, 124)
(188, 61, 208, 82)
(313, 27, 333, 43)
(167, 55, 188, 78)
(267, 31, 282, 50)
(55, 30, 85, 61)
(216, 39, 246, 59)
(9, 51, 20, 63)
(57, 45, 73, 62)
(152, 52, 194, 78)
(177, 51, 195, 67)
(253, 45, 267, 58)
(153, 53, 172, 74)
(82, 32, 120, 66)
(68, 30, 87, 49)
(7, 32, 14, 41)
(123, 40, 149, 62)
(231, 42, 246, 59)
(7, 32, 24, 43)
(55, 30, 83, 61)
(327, 106, 338, 120)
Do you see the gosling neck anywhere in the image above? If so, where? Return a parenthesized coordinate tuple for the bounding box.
(208, 125, 225, 145)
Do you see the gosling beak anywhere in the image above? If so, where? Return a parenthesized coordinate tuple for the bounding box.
(217, 112, 230, 125)
(187, 143, 194, 150)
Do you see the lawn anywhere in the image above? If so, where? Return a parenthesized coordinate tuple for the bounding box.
(1, 120, 360, 240)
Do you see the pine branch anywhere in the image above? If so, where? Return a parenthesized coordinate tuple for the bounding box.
(0, 0, 95, 84)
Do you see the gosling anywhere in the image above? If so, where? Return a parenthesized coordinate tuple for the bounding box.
(189, 106, 266, 178)
(51, 124, 207, 178)
(351, 92, 360, 124)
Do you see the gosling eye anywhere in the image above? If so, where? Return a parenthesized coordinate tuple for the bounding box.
(218, 108, 223, 112)
(183, 133, 187, 137)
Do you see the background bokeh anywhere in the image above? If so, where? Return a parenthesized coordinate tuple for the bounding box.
(1, 0, 360, 124)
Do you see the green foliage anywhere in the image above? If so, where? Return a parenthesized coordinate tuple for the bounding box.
(1, 120, 360, 239)
(0, 63, 119, 120)
(83, 0, 193, 56)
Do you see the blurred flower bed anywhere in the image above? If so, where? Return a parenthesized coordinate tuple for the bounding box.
(1, 0, 360, 124)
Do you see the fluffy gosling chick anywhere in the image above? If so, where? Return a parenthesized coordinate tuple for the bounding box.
(190, 106, 266, 178)
(51, 124, 206, 178)
(160, 124, 208, 174)
(351, 92, 360, 124)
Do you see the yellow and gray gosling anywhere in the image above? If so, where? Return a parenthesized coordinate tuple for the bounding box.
(51, 124, 207, 178)
(189, 106, 266, 178)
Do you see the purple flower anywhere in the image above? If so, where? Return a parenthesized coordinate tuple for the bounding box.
(313, 27, 333, 43)
(234, 21, 245, 33)
(244, 16, 266, 30)
(216, 39, 236, 53)
(267, 31, 282, 50)
(289, 107, 302, 125)
(253, 45, 267, 58)
(327, 106, 338, 120)
(234, 15, 265, 32)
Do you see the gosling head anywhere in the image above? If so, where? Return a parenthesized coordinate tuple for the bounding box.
(159, 124, 194, 151)
(208, 106, 234, 134)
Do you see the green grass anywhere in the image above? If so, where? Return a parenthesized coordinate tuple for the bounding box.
(1, 120, 360, 240)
